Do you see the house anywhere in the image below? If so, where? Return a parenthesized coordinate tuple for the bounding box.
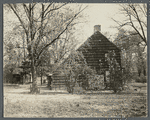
(12, 67, 31, 84)
(77, 25, 121, 75)
(74, 25, 122, 88)
(50, 25, 122, 90)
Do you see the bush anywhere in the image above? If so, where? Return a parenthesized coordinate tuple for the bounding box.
(135, 74, 147, 83)
(64, 65, 96, 93)
(73, 82, 86, 94)
(140, 74, 147, 83)
(105, 51, 124, 93)
(65, 78, 76, 93)
(3, 64, 16, 83)
(3, 72, 13, 83)
(134, 76, 141, 83)
(64, 60, 97, 93)
(88, 75, 105, 90)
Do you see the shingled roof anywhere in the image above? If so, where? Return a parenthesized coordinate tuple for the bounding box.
(59, 25, 121, 75)
(78, 31, 121, 53)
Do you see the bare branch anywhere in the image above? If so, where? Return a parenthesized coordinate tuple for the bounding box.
(31, 2, 37, 10)
(130, 5, 146, 44)
(36, 6, 87, 61)
(44, 2, 53, 13)
(43, 3, 67, 18)
(112, 4, 147, 46)
(8, 4, 28, 39)
(22, 3, 30, 21)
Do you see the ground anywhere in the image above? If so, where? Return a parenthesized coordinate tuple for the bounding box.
(3, 79, 147, 118)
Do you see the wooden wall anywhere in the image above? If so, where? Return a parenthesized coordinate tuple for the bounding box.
(78, 31, 121, 74)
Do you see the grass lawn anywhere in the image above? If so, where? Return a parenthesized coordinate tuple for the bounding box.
(3, 83, 147, 118)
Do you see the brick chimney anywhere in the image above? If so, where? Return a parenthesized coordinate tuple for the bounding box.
(94, 25, 101, 33)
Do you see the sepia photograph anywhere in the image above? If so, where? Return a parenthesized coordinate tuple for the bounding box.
(3, 2, 148, 118)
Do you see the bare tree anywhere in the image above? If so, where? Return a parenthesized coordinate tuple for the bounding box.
(5, 2, 87, 93)
(114, 28, 147, 81)
(112, 3, 147, 48)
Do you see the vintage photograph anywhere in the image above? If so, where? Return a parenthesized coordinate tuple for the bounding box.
(3, 2, 147, 118)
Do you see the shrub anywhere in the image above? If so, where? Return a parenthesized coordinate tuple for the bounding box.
(140, 74, 147, 83)
(73, 82, 86, 94)
(135, 74, 147, 83)
(105, 50, 124, 93)
(65, 78, 76, 93)
(88, 75, 105, 90)
(64, 64, 96, 93)
(3, 72, 13, 83)
(134, 76, 141, 83)
(3, 64, 16, 83)
(63, 51, 97, 93)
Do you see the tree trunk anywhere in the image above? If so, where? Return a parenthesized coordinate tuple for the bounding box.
(30, 55, 39, 93)
(30, 65, 39, 93)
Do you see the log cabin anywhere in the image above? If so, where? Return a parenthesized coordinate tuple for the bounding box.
(51, 25, 122, 90)
(77, 25, 121, 75)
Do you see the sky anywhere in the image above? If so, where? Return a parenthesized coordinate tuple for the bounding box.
(68, 3, 126, 47)
(3, 3, 126, 64)
(4, 3, 146, 49)
(68, 3, 147, 49)
(4, 3, 123, 42)
(3, 3, 147, 65)
(79, 4, 122, 39)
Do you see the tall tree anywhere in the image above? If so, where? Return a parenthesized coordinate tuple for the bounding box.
(112, 3, 147, 49)
(5, 3, 86, 93)
(114, 29, 146, 79)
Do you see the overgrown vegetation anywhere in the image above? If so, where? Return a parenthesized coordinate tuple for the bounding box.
(3, 64, 14, 83)
(105, 50, 124, 93)
(63, 51, 97, 93)
(133, 74, 147, 83)
(4, 3, 87, 93)
(113, 29, 147, 84)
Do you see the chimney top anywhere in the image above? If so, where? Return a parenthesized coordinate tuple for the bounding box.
(94, 25, 101, 33)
